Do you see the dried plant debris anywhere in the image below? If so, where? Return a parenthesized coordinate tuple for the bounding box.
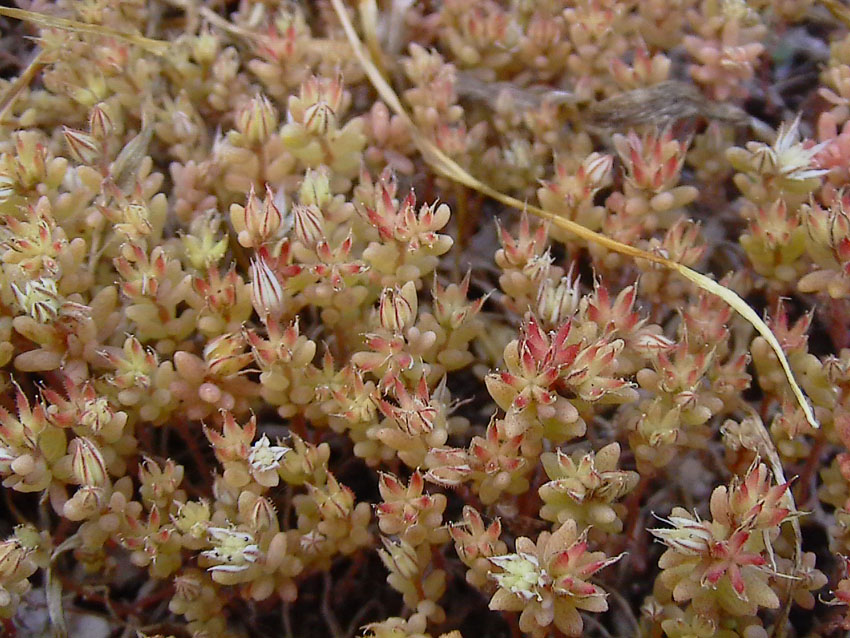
(584, 80, 751, 131)
(455, 70, 580, 110)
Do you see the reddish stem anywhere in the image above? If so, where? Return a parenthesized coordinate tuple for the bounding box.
(290, 413, 309, 441)
(621, 473, 653, 572)
(796, 428, 827, 508)
(177, 418, 213, 482)
(827, 298, 850, 350)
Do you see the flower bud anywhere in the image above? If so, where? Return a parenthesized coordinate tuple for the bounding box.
(824, 356, 847, 385)
(70, 437, 108, 487)
(234, 185, 285, 248)
(89, 103, 114, 141)
(299, 167, 333, 208)
(292, 203, 325, 247)
(0, 173, 16, 203)
(536, 274, 580, 327)
(63, 485, 106, 521)
(296, 75, 343, 135)
(236, 94, 279, 145)
(378, 281, 418, 333)
(204, 332, 252, 376)
(378, 538, 420, 581)
(261, 185, 285, 239)
(192, 29, 220, 64)
(0, 537, 30, 579)
(63, 126, 101, 165)
(240, 493, 279, 532)
(580, 152, 614, 190)
(79, 396, 114, 434)
(303, 101, 335, 136)
(250, 257, 286, 320)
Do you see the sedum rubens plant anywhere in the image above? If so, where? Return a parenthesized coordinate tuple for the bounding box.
(798, 190, 850, 298)
(0, 524, 48, 618)
(683, 0, 767, 102)
(538, 442, 639, 535)
(650, 463, 796, 621)
(484, 310, 637, 452)
(0, 0, 849, 637)
(425, 415, 532, 505)
(485, 519, 622, 638)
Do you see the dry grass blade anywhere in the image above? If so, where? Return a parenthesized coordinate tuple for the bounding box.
(45, 534, 81, 638)
(328, 0, 819, 432)
(821, 0, 850, 27)
(733, 409, 803, 638)
(0, 7, 169, 56)
(0, 48, 45, 124)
